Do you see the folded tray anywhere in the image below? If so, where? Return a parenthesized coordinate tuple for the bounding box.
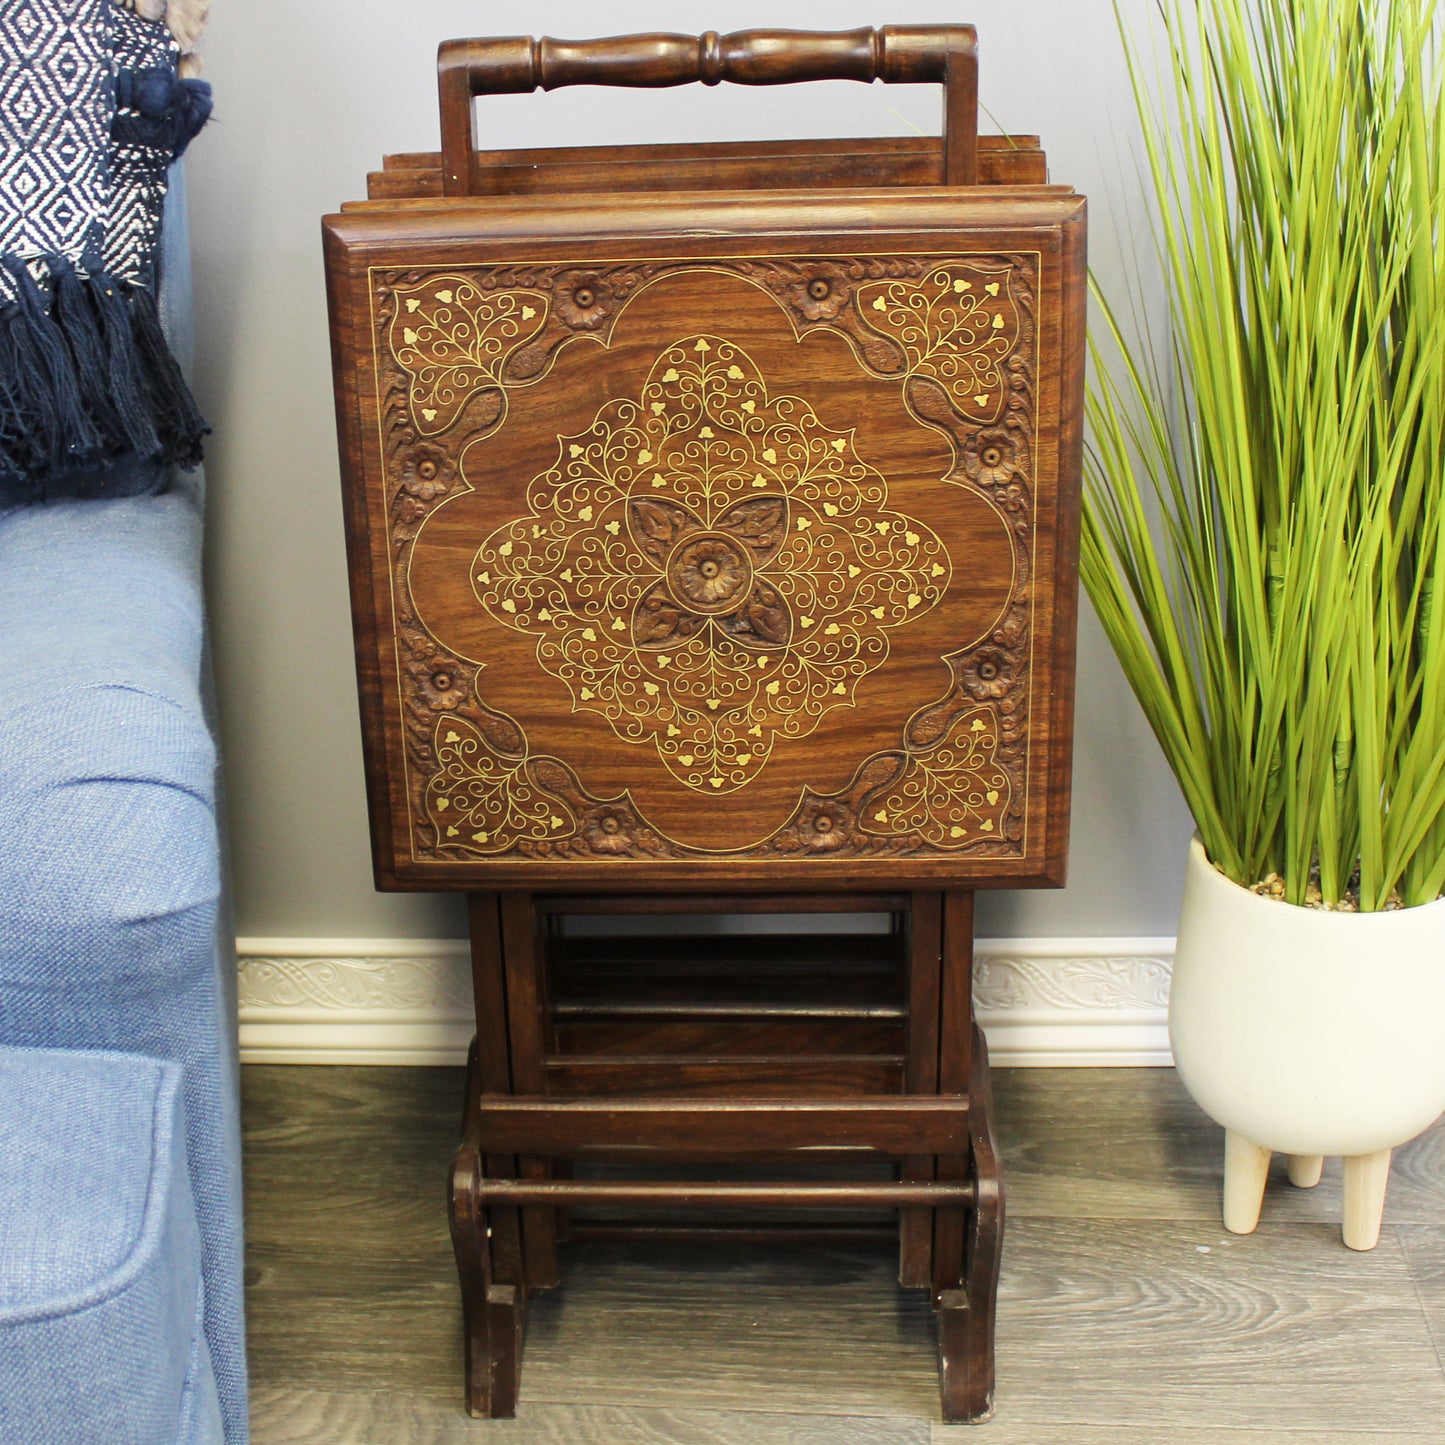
(323, 26, 1086, 892)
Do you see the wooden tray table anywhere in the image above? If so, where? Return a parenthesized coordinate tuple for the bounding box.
(323, 24, 1085, 1424)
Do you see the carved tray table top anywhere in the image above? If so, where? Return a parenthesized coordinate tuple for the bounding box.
(326, 188, 1085, 890)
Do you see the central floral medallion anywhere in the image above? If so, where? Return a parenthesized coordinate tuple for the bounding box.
(472, 334, 951, 794)
(665, 528, 755, 616)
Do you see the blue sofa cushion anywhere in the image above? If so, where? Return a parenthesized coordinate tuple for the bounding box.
(0, 1045, 222, 1444)
(0, 482, 245, 1441)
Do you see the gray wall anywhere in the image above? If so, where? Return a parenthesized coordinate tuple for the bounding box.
(189, 0, 1193, 944)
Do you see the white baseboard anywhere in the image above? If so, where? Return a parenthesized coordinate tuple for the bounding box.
(238, 934, 1173, 1068)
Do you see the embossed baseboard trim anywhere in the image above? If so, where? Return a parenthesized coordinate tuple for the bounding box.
(237, 935, 1174, 1068)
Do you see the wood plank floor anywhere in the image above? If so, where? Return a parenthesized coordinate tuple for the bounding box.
(243, 1066, 1445, 1443)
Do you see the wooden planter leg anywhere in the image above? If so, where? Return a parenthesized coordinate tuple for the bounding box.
(1223, 1131, 1272, 1234)
(1286, 1154, 1325, 1188)
(1342, 1148, 1392, 1251)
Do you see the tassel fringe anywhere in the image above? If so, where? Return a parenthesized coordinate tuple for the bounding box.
(114, 67, 213, 155)
(127, 281, 207, 470)
(0, 258, 208, 500)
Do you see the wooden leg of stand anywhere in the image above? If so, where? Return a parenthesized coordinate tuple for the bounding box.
(935, 894, 1001, 1426)
(900, 892, 943, 1288)
(449, 1140, 525, 1417)
(939, 1021, 1003, 1425)
(931, 889, 970, 1297)
(458, 1035, 523, 1281)
(500, 894, 561, 1290)
(460, 895, 530, 1415)
(466, 896, 529, 1296)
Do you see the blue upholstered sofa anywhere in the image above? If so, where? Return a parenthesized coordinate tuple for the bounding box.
(0, 174, 246, 1445)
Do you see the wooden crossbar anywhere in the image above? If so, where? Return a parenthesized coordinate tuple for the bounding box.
(473, 1179, 976, 1208)
(475, 1095, 970, 1155)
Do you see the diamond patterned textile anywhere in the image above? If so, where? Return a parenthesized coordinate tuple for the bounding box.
(0, 0, 212, 498)
(0, 0, 113, 262)
(105, 7, 181, 283)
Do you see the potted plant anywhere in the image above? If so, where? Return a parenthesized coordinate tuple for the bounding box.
(1085, 0, 1445, 1249)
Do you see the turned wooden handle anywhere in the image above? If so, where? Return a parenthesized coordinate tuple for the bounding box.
(439, 26, 980, 195)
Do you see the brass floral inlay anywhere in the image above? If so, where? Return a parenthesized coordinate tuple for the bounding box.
(389, 276, 548, 436)
(371, 250, 1044, 864)
(426, 715, 575, 853)
(471, 334, 952, 795)
(857, 264, 1021, 423)
(861, 709, 1011, 847)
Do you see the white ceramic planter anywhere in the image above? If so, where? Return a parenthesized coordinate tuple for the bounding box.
(1170, 835, 1445, 1249)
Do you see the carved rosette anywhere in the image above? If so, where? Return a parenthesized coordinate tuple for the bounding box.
(369, 253, 1040, 863)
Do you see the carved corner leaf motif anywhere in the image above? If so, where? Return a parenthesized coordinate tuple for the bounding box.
(859, 706, 1011, 848)
(390, 278, 548, 437)
(856, 264, 1021, 425)
(427, 715, 577, 855)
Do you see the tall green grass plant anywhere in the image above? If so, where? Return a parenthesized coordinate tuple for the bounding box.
(1085, 0, 1445, 910)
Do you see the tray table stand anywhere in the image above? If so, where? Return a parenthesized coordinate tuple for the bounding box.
(451, 886, 1003, 1423)
(323, 25, 1084, 1428)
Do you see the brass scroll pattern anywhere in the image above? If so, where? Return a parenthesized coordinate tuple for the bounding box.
(388, 276, 548, 436)
(472, 335, 950, 796)
(370, 253, 1040, 863)
(426, 715, 575, 853)
(860, 709, 1011, 847)
(855, 263, 1022, 424)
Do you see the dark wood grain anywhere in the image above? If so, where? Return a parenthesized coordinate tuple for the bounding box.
(316, 24, 1086, 1427)
(552, 1019, 904, 1055)
(457, 893, 527, 1346)
(949, 1024, 1004, 1422)
(325, 176, 1086, 890)
(898, 891, 942, 1287)
(367, 136, 1048, 205)
(542, 1056, 905, 1096)
(325, 192, 1086, 890)
(496, 891, 559, 1292)
(449, 889, 1000, 1418)
(477, 1180, 973, 1208)
(536, 891, 908, 915)
(380, 134, 1042, 174)
(475, 1095, 971, 1155)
